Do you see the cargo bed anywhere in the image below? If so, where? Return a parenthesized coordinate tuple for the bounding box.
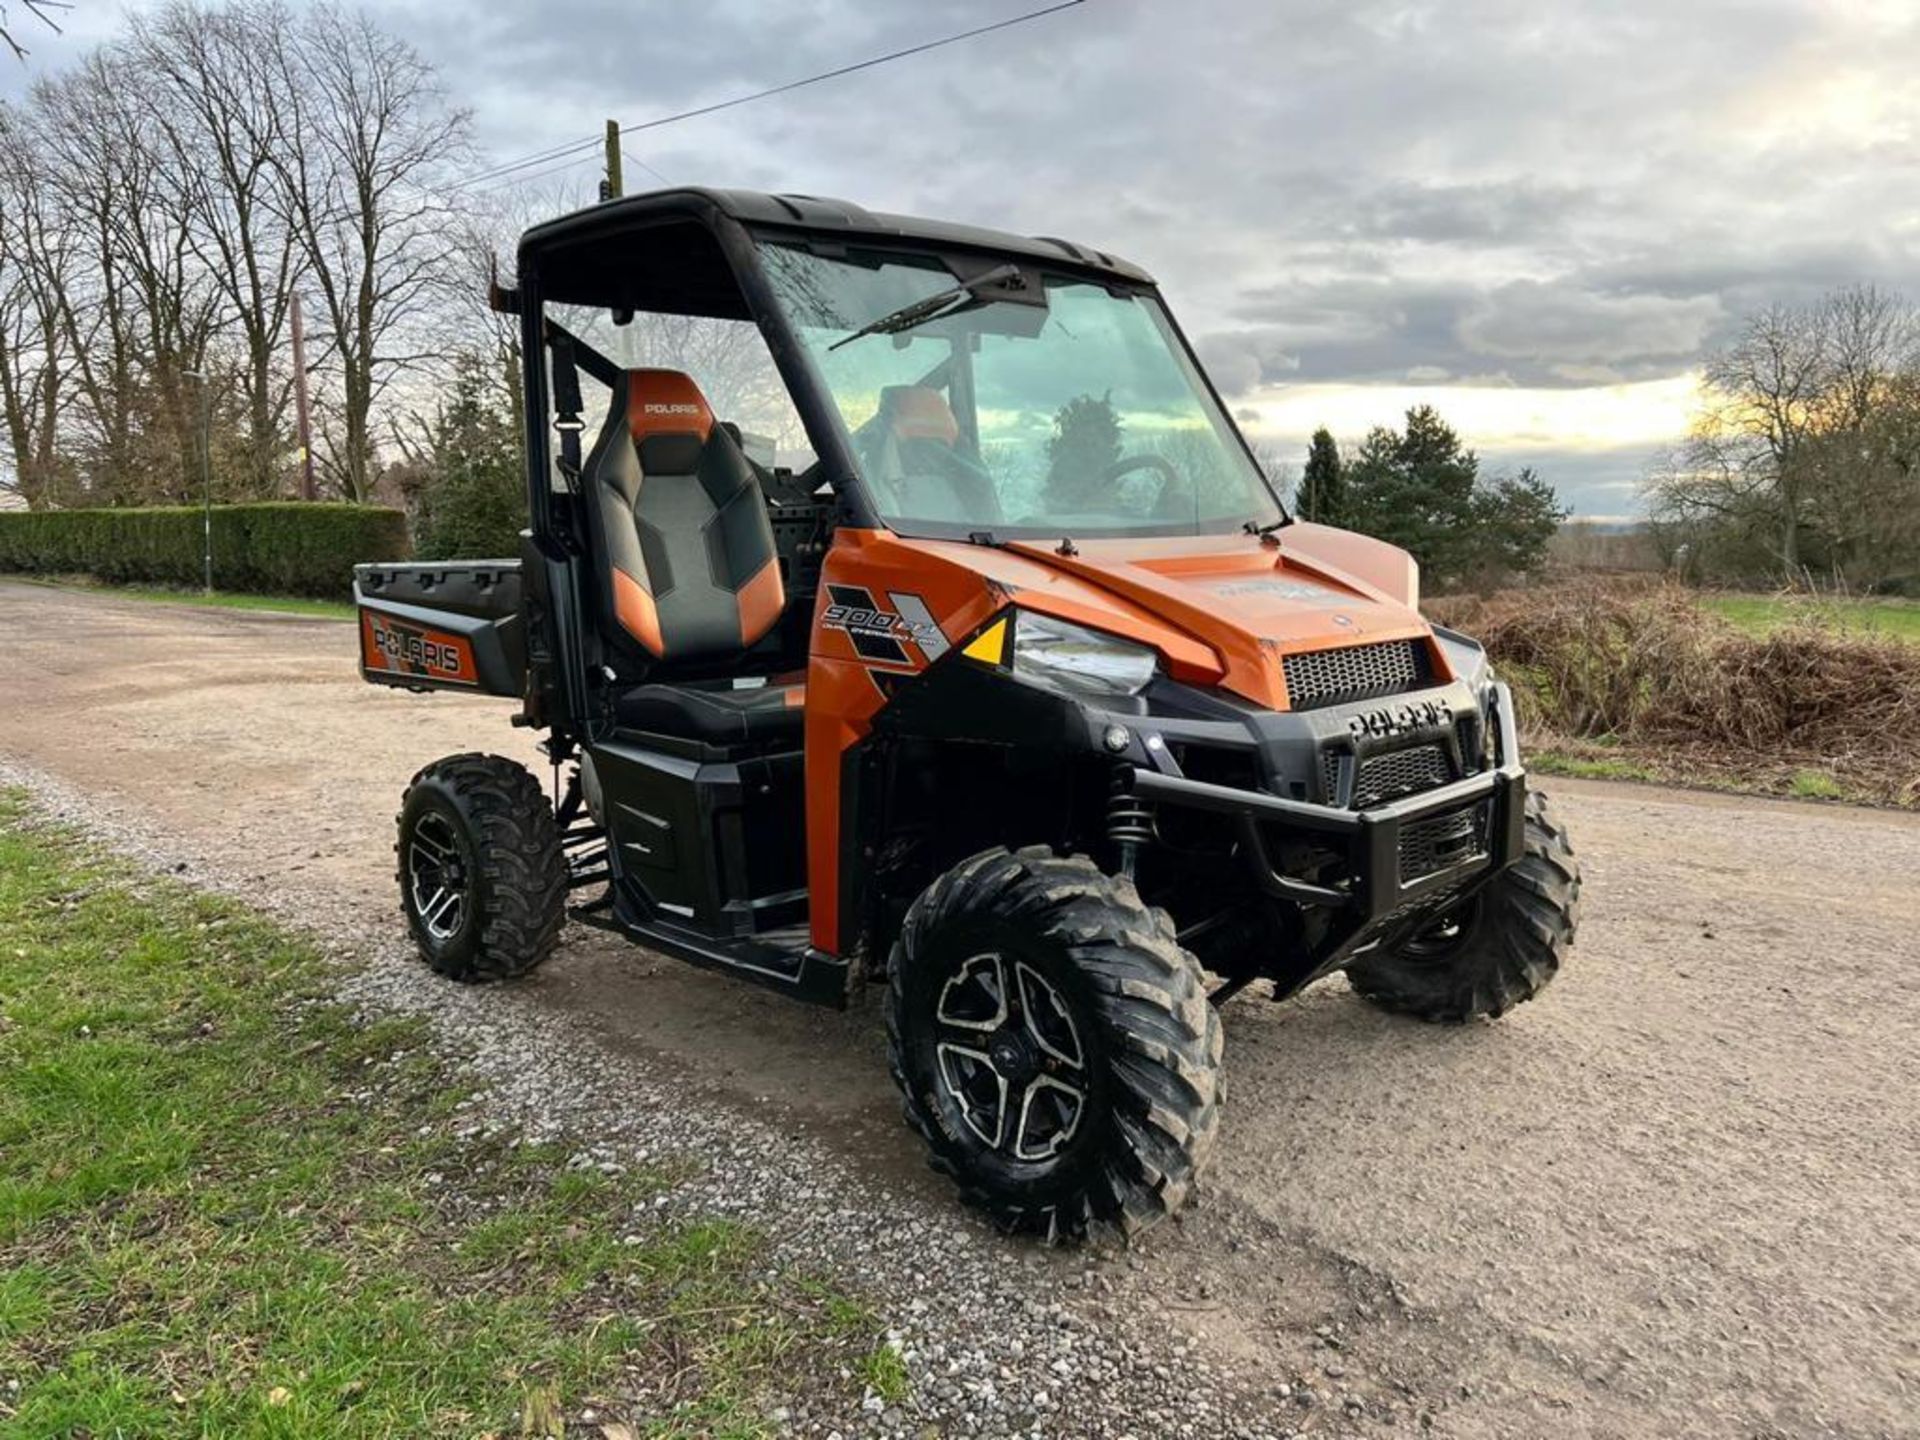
(354, 560, 526, 697)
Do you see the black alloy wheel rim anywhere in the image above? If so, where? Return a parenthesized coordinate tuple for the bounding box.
(407, 810, 470, 943)
(932, 952, 1088, 1163)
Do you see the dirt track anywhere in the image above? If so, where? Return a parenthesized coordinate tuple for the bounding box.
(3, 580, 1916, 1439)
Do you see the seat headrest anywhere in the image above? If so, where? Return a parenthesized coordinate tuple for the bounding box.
(878, 385, 959, 446)
(624, 369, 713, 441)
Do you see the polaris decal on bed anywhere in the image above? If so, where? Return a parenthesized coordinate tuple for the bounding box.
(360, 612, 479, 686)
(822, 585, 949, 666)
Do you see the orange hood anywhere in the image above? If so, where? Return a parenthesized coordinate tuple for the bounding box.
(841, 523, 1443, 713)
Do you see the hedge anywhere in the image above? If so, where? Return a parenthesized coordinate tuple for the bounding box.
(0, 503, 410, 598)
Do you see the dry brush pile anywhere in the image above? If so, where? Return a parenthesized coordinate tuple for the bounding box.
(1430, 580, 1920, 806)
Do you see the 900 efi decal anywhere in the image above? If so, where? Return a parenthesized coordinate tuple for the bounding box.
(361, 611, 479, 686)
(822, 585, 949, 667)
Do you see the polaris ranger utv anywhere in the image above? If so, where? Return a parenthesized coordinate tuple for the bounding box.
(356, 188, 1580, 1240)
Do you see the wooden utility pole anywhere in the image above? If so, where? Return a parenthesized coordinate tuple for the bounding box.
(602, 119, 623, 201)
(289, 292, 316, 500)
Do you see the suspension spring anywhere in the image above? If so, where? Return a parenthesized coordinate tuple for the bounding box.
(1107, 769, 1154, 877)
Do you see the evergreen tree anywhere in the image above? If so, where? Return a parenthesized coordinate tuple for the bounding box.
(1044, 392, 1123, 512)
(1298, 427, 1347, 524)
(1469, 467, 1566, 585)
(410, 355, 525, 560)
(1341, 405, 1566, 590)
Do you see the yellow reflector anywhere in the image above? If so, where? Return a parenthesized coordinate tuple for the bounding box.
(962, 618, 1008, 665)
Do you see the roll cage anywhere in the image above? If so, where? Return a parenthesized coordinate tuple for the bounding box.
(503, 187, 1280, 558)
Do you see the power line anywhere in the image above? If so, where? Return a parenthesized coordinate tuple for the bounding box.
(462, 0, 1086, 191)
(471, 143, 666, 199)
(465, 136, 602, 190)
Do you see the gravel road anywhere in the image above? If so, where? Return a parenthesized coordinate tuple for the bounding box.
(3, 580, 1916, 1439)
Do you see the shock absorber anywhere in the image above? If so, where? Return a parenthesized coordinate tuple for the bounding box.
(1106, 767, 1154, 879)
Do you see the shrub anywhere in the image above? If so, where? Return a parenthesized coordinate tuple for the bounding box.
(1431, 580, 1713, 737)
(0, 503, 409, 598)
(1432, 579, 1920, 804)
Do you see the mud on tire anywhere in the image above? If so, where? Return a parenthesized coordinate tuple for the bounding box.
(396, 752, 567, 983)
(1347, 789, 1580, 1022)
(886, 846, 1223, 1243)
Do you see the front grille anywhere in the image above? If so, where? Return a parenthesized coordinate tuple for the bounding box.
(1282, 640, 1427, 709)
(1322, 743, 1454, 809)
(1399, 808, 1485, 882)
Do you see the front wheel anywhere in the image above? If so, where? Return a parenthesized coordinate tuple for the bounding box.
(886, 847, 1223, 1243)
(396, 753, 567, 982)
(1347, 789, 1580, 1022)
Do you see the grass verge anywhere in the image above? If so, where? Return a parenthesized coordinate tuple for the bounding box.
(1528, 742, 1877, 807)
(5, 575, 354, 620)
(0, 790, 877, 1437)
(1699, 593, 1920, 643)
(1526, 750, 1658, 785)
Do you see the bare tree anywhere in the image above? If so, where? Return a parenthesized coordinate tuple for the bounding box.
(132, 0, 303, 496)
(1, 0, 68, 63)
(273, 4, 470, 501)
(1652, 284, 1920, 577)
(1795, 373, 1920, 586)
(0, 103, 72, 504)
(443, 205, 531, 434)
(30, 59, 150, 495)
(1246, 436, 1293, 494)
(0, 2, 483, 509)
(1817, 284, 1919, 432)
(34, 49, 226, 502)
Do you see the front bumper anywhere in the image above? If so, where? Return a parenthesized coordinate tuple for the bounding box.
(1127, 681, 1527, 926)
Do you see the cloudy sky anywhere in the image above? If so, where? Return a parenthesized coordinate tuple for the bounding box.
(9, 0, 1919, 516)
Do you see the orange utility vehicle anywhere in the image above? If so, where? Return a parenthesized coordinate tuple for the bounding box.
(356, 189, 1580, 1239)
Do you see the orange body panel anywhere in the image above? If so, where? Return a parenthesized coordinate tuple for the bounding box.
(1276, 521, 1422, 610)
(802, 524, 1440, 954)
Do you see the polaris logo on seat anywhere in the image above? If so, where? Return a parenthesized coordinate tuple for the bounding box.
(643, 403, 703, 416)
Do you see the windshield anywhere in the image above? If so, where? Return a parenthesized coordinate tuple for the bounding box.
(758, 242, 1282, 539)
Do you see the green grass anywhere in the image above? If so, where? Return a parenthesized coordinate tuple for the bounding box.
(1529, 748, 1887, 807)
(8, 575, 354, 620)
(855, 1342, 910, 1405)
(0, 791, 871, 1437)
(1699, 593, 1920, 642)
(1527, 750, 1657, 784)
(1787, 768, 1847, 800)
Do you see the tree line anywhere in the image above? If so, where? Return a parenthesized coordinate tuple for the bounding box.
(1649, 283, 1920, 592)
(0, 0, 478, 509)
(1288, 408, 1566, 593)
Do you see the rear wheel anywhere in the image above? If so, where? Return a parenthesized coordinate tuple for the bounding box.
(396, 753, 566, 982)
(886, 847, 1222, 1242)
(1347, 789, 1579, 1022)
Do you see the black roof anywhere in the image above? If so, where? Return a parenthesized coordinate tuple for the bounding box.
(519, 186, 1155, 286)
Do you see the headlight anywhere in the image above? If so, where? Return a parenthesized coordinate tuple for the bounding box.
(1011, 611, 1157, 699)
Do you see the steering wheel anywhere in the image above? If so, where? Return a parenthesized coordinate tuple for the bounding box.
(1099, 453, 1186, 517)
(902, 438, 1003, 523)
